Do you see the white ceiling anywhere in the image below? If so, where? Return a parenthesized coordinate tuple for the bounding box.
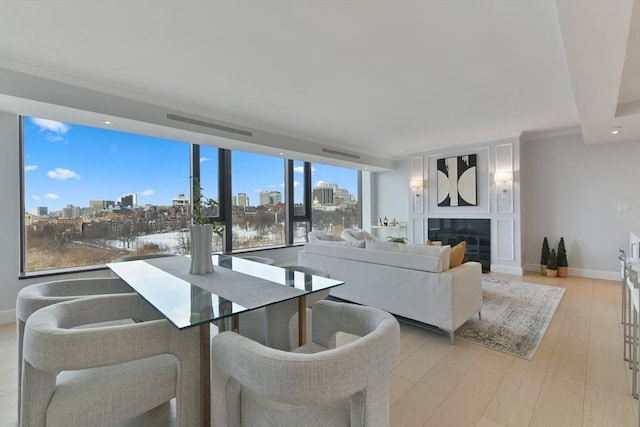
(0, 0, 638, 169)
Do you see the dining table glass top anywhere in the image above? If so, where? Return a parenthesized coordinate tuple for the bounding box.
(107, 254, 343, 330)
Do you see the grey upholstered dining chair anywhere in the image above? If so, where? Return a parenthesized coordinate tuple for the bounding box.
(237, 266, 330, 351)
(21, 293, 200, 427)
(16, 277, 134, 419)
(211, 300, 401, 427)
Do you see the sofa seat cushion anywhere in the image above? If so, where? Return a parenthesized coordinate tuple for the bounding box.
(304, 242, 448, 273)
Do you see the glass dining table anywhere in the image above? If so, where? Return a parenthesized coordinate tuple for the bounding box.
(108, 254, 344, 427)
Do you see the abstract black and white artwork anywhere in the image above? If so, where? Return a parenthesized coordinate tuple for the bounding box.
(437, 154, 477, 206)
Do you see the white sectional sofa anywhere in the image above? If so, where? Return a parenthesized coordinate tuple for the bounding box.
(298, 239, 483, 343)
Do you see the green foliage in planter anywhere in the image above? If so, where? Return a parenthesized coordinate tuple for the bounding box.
(191, 179, 224, 237)
(386, 236, 408, 244)
(557, 237, 568, 267)
(546, 248, 558, 270)
(541, 237, 550, 265)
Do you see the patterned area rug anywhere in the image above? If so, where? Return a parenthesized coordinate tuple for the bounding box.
(456, 277, 565, 360)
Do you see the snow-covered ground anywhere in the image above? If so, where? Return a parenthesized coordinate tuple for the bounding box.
(105, 225, 309, 253)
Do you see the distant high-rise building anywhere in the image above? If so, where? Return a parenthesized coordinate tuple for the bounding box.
(30, 207, 48, 216)
(333, 188, 350, 204)
(118, 193, 137, 208)
(259, 190, 282, 205)
(237, 193, 249, 207)
(61, 204, 81, 219)
(89, 200, 115, 210)
(172, 193, 189, 207)
(312, 187, 334, 205)
(232, 195, 237, 206)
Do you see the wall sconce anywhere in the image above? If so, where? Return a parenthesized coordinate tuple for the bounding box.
(410, 178, 424, 191)
(410, 178, 424, 213)
(494, 171, 513, 204)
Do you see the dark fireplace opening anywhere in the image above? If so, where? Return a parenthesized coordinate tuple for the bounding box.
(427, 218, 490, 272)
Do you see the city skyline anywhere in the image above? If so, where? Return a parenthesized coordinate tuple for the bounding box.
(23, 116, 358, 212)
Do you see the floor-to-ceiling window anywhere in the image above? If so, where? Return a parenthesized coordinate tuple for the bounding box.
(310, 163, 359, 236)
(21, 116, 191, 272)
(20, 115, 362, 274)
(230, 150, 286, 250)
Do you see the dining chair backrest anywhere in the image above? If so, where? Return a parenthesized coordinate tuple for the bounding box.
(21, 293, 200, 427)
(16, 277, 133, 419)
(212, 300, 400, 427)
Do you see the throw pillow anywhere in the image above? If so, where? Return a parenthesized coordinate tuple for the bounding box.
(341, 228, 378, 242)
(308, 230, 344, 241)
(449, 241, 466, 268)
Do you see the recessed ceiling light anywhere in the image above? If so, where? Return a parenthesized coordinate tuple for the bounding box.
(103, 120, 112, 125)
(612, 126, 622, 135)
(279, 152, 284, 156)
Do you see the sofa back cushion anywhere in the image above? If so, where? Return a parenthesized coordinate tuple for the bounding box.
(304, 242, 448, 273)
(312, 240, 365, 248)
(365, 240, 451, 272)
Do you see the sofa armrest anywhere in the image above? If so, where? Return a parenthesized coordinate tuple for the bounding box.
(448, 262, 483, 331)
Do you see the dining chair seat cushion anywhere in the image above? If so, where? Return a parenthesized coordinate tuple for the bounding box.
(46, 354, 177, 426)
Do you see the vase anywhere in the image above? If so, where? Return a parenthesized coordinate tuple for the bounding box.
(189, 224, 214, 274)
(557, 266, 568, 278)
(546, 269, 558, 278)
(541, 265, 547, 275)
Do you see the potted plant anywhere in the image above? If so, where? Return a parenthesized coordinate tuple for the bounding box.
(557, 237, 568, 278)
(386, 236, 408, 244)
(546, 248, 558, 277)
(540, 237, 550, 275)
(189, 181, 223, 274)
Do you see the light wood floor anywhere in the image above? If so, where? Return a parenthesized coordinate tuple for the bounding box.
(1, 272, 637, 426)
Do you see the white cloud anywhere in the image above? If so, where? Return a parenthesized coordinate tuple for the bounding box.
(293, 180, 300, 187)
(200, 156, 211, 163)
(44, 193, 59, 200)
(25, 165, 38, 172)
(140, 189, 154, 197)
(31, 118, 70, 134)
(46, 134, 66, 143)
(31, 195, 41, 200)
(46, 168, 80, 180)
(315, 180, 327, 187)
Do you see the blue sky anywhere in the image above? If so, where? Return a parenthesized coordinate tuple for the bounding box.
(23, 117, 358, 211)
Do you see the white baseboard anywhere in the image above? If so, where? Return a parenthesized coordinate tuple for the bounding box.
(0, 309, 16, 325)
(523, 263, 618, 281)
(490, 264, 524, 276)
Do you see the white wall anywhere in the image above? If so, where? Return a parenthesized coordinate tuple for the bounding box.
(370, 131, 640, 280)
(370, 161, 411, 240)
(373, 137, 523, 274)
(521, 133, 640, 278)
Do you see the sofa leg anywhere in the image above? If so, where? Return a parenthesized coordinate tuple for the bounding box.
(478, 311, 482, 321)
(450, 331, 455, 344)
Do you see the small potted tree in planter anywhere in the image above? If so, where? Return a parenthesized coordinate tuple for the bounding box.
(557, 237, 568, 278)
(540, 237, 550, 275)
(546, 248, 558, 277)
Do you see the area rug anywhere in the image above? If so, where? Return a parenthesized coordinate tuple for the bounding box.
(455, 277, 565, 360)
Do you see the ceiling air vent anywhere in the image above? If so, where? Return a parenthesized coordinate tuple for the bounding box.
(166, 113, 253, 137)
(321, 148, 361, 160)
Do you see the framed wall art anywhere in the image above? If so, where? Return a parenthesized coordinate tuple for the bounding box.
(437, 154, 477, 207)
